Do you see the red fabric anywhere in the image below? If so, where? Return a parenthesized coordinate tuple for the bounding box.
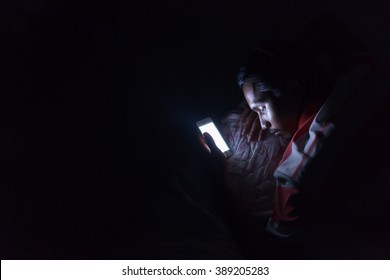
(267, 56, 389, 243)
(298, 95, 327, 128)
(272, 184, 300, 224)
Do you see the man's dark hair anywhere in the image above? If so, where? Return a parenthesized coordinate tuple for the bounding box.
(237, 47, 287, 98)
(237, 39, 335, 100)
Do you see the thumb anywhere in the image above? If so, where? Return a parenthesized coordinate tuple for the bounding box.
(203, 132, 226, 160)
(202, 132, 218, 152)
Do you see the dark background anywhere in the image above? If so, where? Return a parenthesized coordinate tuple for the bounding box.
(1, 0, 389, 259)
(3, 1, 390, 121)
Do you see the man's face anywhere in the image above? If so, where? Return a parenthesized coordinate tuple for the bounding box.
(242, 81, 301, 139)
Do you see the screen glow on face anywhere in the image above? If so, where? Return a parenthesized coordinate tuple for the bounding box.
(198, 122, 229, 153)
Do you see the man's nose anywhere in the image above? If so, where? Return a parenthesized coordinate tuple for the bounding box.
(258, 115, 271, 130)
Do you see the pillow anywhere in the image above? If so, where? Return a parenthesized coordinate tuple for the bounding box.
(220, 104, 289, 220)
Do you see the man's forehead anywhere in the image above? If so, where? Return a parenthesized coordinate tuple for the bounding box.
(245, 78, 274, 91)
(244, 87, 269, 103)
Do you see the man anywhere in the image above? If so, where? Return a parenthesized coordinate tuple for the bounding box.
(204, 14, 390, 259)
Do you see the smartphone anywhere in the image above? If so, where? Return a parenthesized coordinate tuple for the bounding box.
(196, 117, 232, 157)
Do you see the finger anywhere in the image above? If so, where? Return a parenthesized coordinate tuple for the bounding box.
(245, 114, 259, 141)
(242, 111, 257, 136)
(201, 133, 228, 185)
(248, 118, 261, 142)
(203, 132, 220, 154)
(258, 129, 263, 142)
(259, 128, 270, 141)
(198, 133, 211, 153)
(203, 132, 226, 158)
(240, 107, 252, 125)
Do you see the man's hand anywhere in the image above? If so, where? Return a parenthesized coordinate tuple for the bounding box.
(199, 132, 227, 169)
(240, 107, 268, 141)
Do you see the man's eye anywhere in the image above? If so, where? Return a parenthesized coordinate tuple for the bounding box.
(259, 106, 266, 112)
